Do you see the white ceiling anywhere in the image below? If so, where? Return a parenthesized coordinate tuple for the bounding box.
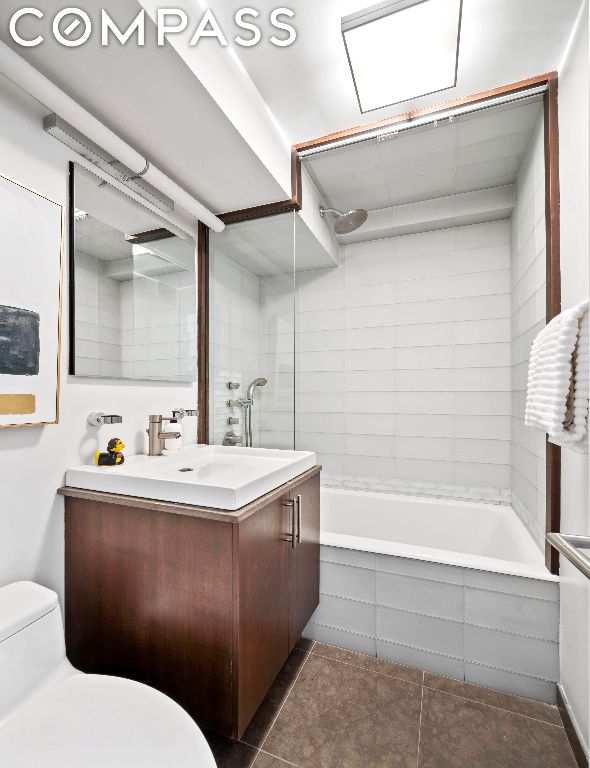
(304, 96, 543, 214)
(206, 0, 581, 145)
(211, 213, 336, 276)
(0, 0, 286, 213)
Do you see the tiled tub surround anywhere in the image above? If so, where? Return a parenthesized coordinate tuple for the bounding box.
(510, 112, 547, 549)
(258, 219, 515, 499)
(304, 489, 559, 704)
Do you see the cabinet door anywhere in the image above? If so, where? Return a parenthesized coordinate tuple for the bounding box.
(237, 492, 291, 737)
(288, 473, 320, 650)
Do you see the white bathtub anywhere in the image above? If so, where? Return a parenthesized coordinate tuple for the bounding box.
(320, 488, 551, 580)
(305, 488, 560, 703)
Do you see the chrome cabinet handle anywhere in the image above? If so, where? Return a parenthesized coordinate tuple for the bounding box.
(282, 498, 297, 548)
(297, 494, 302, 544)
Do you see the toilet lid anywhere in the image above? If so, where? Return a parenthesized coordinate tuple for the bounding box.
(0, 674, 216, 768)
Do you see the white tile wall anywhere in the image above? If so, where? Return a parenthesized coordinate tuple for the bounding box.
(74, 251, 123, 378)
(305, 544, 559, 702)
(282, 220, 513, 501)
(510, 113, 547, 550)
(208, 248, 295, 447)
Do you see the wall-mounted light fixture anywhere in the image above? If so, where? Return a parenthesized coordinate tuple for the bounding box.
(342, 0, 463, 113)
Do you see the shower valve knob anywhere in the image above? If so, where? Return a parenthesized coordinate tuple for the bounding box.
(227, 417, 240, 425)
(227, 382, 240, 390)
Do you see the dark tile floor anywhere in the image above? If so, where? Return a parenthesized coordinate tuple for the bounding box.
(204, 639, 578, 768)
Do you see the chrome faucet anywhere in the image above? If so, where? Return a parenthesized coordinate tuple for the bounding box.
(146, 414, 182, 456)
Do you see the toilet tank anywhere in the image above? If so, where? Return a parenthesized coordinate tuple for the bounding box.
(0, 581, 68, 722)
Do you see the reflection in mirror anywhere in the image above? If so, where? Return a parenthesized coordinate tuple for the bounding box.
(71, 164, 197, 382)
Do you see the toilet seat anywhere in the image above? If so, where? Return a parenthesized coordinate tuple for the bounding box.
(0, 673, 216, 767)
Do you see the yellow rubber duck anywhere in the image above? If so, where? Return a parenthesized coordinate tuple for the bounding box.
(94, 437, 126, 466)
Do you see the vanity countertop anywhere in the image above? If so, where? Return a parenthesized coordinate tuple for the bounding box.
(60, 444, 318, 519)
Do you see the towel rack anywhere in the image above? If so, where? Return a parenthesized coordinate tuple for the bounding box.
(546, 532, 590, 580)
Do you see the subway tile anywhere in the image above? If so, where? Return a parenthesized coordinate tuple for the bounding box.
(298, 351, 344, 372)
(396, 369, 453, 392)
(452, 462, 510, 488)
(464, 662, 556, 705)
(311, 594, 376, 637)
(344, 283, 395, 308)
(345, 305, 395, 329)
(453, 415, 511, 440)
(377, 572, 463, 621)
(345, 370, 396, 391)
(463, 570, 559, 602)
(452, 391, 511, 416)
(297, 309, 345, 332)
(346, 348, 395, 371)
(299, 412, 345, 433)
(454, 439, 510, 465)
(345, 391, 396, 413)
(395, 458, 455, 484)
(297, 330, 345, 352)
(377, 640, 463, 680)
(299, 392, 346, 413)
(345, 455, 397, 478)
(345, 326, 395, 349)
(345, 413, 396, 435)
(377, 606, 463, 658)
(394, 391, 454, 415)
(454, 342, 511, 368)
(396, 436, 454, 461)
(395, 298, 452, 326)
(453, 318, 511, 344)
(376, 555, 465, 585)
(394, 414, 453, 438)
(320, 545, 377, 571)
(464, 625, 558, 681)
(346, 434, 396, 458)
(320, 561, 376, 603)
(397, 345, 452, 370)
(297, 288, 345, 312)
(303, 623, 377, 656)
(464, 588, 559, 642)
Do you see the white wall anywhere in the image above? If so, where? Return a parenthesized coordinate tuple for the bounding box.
(557, 0, 590, 753)
(0, 75, 198, 607)
(510, 113, 547, 551)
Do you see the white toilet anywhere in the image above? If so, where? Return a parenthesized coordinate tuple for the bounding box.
(0, 581, 216, 767)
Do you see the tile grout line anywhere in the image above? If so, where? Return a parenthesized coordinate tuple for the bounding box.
(424, 685, 565, 728)
(416, 673, 425, 768)
(310, 646, 561, 729)
(310, 649, 423, 689)
(245, 642, 316, 761)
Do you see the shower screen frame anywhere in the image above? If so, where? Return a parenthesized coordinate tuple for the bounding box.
(197, 71, 561, 574)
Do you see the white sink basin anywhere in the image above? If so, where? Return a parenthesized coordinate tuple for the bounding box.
(65, 444, 317, 511)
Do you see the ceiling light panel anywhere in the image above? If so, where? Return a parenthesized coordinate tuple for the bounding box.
(342, 0, 463, 113)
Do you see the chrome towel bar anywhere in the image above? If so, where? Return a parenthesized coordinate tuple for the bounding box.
(546, 532, 590, 580)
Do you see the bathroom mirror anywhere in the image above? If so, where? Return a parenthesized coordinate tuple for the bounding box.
(69, 163, 197, 382)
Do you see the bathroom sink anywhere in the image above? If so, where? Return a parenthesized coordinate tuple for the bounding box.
(65, 445, 316, 511)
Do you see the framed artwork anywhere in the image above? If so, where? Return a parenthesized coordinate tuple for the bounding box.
(0, 172, 63, 427)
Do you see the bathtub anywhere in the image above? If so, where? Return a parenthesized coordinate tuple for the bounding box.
(304, 488, 560, 704)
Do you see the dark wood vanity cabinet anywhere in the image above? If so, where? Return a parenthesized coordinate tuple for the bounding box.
(60, 466, 320, 740)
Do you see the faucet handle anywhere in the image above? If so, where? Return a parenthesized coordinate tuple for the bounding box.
(172, 408, 197, 420)
(88, 412, 123, 427)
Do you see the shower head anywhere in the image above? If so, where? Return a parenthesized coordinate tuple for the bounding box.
(319, 206, 368, 235)
(246, 377, 267, 400)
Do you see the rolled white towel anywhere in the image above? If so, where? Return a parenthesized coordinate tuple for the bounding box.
(525, 299, 589, 450)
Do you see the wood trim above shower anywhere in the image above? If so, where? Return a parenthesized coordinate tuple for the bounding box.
(292, 71, 557, 153)
(544, 73, 562, 575)
(217, 150, 302, 225)
(197, 220, 209, 445)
